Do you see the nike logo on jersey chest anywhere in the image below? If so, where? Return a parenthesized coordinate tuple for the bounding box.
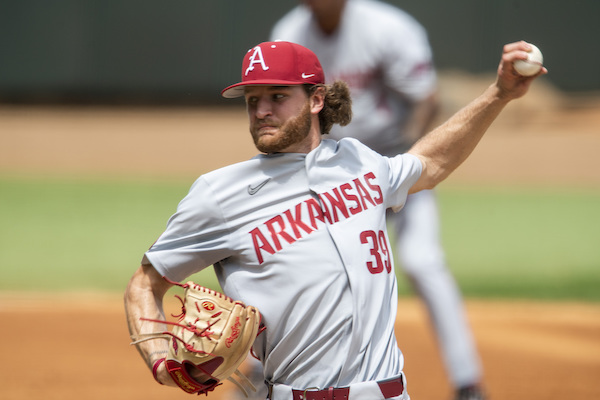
(248, 178, 271, 195)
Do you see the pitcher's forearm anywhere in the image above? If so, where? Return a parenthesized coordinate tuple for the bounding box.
(407, 41, 547, 193)
(408, 84, 509, 192)
(124, 265, 174, 384)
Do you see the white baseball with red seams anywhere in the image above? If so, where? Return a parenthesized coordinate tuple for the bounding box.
(143, 138, 421, 396)
(513, 43, 543, 77)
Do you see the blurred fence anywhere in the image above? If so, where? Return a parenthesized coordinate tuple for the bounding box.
(0, 0, 597, 104)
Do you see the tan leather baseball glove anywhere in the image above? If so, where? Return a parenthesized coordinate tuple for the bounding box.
(132, 280, 263, 396)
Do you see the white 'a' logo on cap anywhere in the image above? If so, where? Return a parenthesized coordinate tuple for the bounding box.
(245, 46, 270, 76)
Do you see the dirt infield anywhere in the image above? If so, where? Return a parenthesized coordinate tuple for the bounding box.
(1, 75, 599, 400)
(1, 294, 599, 400)
(1, 74, 600, 186)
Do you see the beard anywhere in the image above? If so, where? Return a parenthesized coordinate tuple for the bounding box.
(251, 102, 312, 153)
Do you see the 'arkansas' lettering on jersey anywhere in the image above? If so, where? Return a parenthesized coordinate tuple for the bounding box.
(249, 172, 383, 263)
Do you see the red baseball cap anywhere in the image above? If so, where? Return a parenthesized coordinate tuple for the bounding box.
(221, 41, 325, 98)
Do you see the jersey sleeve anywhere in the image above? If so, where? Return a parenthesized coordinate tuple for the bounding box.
(378, 10, 437, 102)
(386, 153, 423, 212)
(142, 176, 233, 282)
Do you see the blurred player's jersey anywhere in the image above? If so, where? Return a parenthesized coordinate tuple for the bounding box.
(271, 0, 437, 156)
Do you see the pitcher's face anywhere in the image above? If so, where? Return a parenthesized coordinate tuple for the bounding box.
(245, 86, 313, 154)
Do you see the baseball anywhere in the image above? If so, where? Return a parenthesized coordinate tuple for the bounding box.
(513, 43, 543, 76)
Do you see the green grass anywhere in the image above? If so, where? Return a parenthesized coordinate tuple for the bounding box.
(0, 175, 220, 293)
(1, 175, 599, 300)
(395, 185, 600, 301)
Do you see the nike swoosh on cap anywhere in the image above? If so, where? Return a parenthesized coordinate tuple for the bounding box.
(302, 73, 315, 79)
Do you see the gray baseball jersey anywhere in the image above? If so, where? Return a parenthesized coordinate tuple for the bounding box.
(143, 138, 421, 389)
(270, 0, 437, 156)
(271, 3, 484, 389)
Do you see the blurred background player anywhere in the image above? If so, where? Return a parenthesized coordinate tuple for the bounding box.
(264, 1, 486, 399)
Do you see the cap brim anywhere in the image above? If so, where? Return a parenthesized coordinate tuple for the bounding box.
(221, 79, 309, 98)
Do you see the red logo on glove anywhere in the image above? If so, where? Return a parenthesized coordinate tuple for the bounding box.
(225, 317, 241, 347)
(201, 301, 215, 311)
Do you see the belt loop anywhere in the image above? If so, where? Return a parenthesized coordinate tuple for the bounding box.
(328, 387, 334, 400)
